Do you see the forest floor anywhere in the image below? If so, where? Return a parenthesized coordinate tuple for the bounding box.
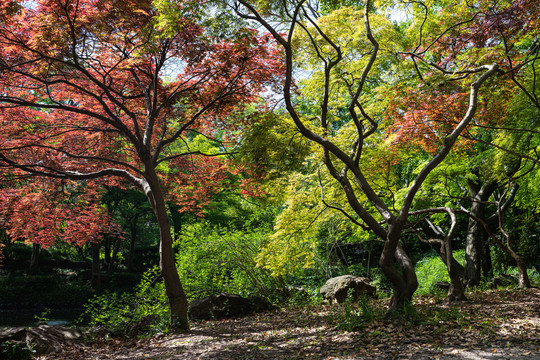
(38, 288, 540, 360)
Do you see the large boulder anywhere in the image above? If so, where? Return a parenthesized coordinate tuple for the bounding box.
(320, 275, 376, 303)
(0, 325, 82, 356)
(189, 292, 270, 320)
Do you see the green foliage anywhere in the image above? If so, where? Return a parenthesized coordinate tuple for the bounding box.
(333, 290, 377, 331)
(81, 267, 169, 337)
(0, 341, 34, 360)
(415, 250, 465, 295)
(34, 308, 51, 323)
(175, 222, 280, 300)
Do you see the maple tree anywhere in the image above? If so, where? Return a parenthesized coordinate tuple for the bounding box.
(390, 0, 540, 291)
(226, 0, 505, 311)
(0, 0, 282, 329)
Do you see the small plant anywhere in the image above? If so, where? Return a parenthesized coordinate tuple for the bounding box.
(403, 299, 418, 323)
(334, 290, 376, 331)
(81, 266, 169, 337)
(0, 341, 35, 360)
(358, 294, 374, 322)
(34, 308, 51, 323)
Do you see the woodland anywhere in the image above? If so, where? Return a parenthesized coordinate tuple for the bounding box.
(0, 0, 539, 358)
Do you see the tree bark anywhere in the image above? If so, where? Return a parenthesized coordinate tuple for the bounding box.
(127, 217, 138, 273)
(91, 242, 101, 289)
(420, 219, 466, 302)
(380, 226, 418, 312)
(464, 180, 496, 287)
(28, 243, 41, 275)
(144, 172, 189, 331)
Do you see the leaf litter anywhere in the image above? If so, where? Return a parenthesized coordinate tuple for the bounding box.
(37, 288, 540, 359)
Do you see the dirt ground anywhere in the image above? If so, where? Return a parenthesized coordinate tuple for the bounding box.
(38, 288, 540, 359)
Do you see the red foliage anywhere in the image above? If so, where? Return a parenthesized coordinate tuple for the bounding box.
(0, 0, 283, 245)
(0, 179, 120, 247)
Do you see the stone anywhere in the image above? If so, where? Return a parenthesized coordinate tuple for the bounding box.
(284, 286, 310, 303)
(434, 281, 451, 291)
(189, 292, 270, 320)
(126, 315, 159, 336)
(0, 325, 82, 356)
(320, 275, 376, 303)
(489, 274, 518, 289)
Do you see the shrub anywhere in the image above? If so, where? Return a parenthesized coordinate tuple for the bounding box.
(175, 223, 281, 301)
(81, 266, 169, 337)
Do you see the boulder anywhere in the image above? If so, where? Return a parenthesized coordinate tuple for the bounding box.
(189, 292, 270, 320)
(489, 274, 518, 289)
(284, 286, 310, 303)
(320, 275, 376, 303)
(434, 281, 451, 291)
(0, 325, 82, 356)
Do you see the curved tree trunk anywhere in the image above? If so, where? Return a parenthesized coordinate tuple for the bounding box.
(515, 253, 531, 288)
(420, 219, 466, 302)
(443, 235, 466, 303)
(145, 172, 189, 331)
(380, 228, 418, 312)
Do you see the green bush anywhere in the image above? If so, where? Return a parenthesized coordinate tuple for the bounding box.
(415, 249, 465, 295)
(0, 341, 34, 360)
(81, 266, 169, 337)
(175, 222, 281, 301)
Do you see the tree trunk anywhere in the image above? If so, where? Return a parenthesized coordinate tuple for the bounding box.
(28, 243, 41, 275)
(145, 174, 189, 331)
(420, 219, 466, 302)
(380, 227, 418, 312)
(464, 181, 495, 287)
(489, 236, 531, 289)
(103, 235, 111, 267)
(515, 256, 531, 288)
(127, 218, 137, 272)
(91, 242, 101, 288)
(443, 234, 466, 302)
(107, 237, 122, 275)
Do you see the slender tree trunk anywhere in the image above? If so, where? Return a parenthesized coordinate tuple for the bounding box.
(145, 172, 189, 331)
(107, 237, 122, 275)
(515, 255, 531, 288)
(127, 218, 137, 272)
(488, 234, 531, 288)
(103, 235, 111, 267)
(420, 219, 466, 302)
(28, 243, 41, 275)
(91, 242, 101, 288)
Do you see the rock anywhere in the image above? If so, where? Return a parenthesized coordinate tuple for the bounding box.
(0, 325, 82, 356)
(189, 292, 271, 320)
(434, 281, 451, 291)
(126, 315, 159, 336)
(489, 274, 518, 289)
(320, 275, 376, 303)
(284, 286, 310, 303)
